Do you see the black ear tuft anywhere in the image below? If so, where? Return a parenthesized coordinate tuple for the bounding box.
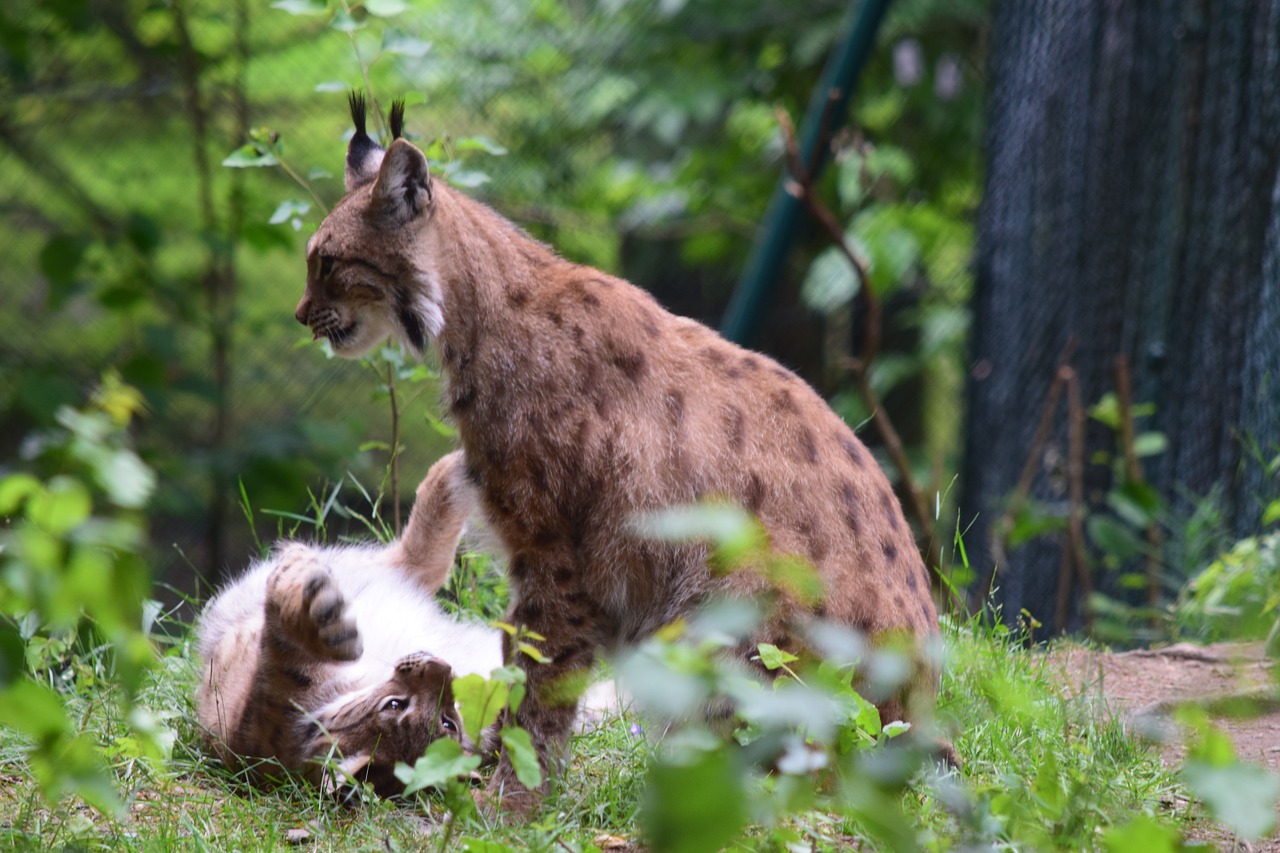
(348, 90, 368, 135)
(389, 99, 406, 141)
(346, 90, 386, 193)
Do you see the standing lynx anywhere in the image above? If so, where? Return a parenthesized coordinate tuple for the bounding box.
(294, 96, 946, 811)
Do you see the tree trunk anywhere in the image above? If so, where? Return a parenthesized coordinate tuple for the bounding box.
(963, 0, 1280, 628)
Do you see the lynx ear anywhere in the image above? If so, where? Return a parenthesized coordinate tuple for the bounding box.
(393, 653, 453, 696)
(346, 91, 385, 192)
(372, 139, 434, 225)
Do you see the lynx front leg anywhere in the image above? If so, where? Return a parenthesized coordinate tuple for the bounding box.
(483, 562, 608, 816)
(226, 545, 362, 765)
(390, 450, 475, 593)
(265, 543, 362, 662)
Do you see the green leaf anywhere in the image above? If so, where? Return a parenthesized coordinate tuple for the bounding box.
(1134, 431, 1169, 457)
(459, 841, 518, 853)
(516, 641, 550, 663)
(0, 681, 71, 740)
(1007, 501, 1067, 548)
(1102, 815, 1186, 853)
(486, 664, 526, 715)
(1087, 515, 1144, 560)
(641, 746, 747, 853)
(380, 29, 431, 57)
(456, 135, 508, 156)
(865, 144, 916, 187)
(630, 502, 763, 562)
(221, 144, 278, 168)
(1089, 392, 1122, 429)
(364, 0, 408, 15)
(394, 738, 480, 796)
(755, 642, 798, 671)
(27, 476, 91, 535)
(39, 234, 90, 307)
(1032, 751, 1065, 820)
(452, 674, 508, 745)
(499, 726, 543, 789)
(1264, 500, 1280, 527)
(447, 169, 491, 188)
(95, 448, 156, 509)
(881, 720, 911, 739)
(1183, 760, 1280, 840)
(330, 8, 362, 31)
(0, 474, 43, 515)
(801, 246, 860, 315)
(271, 0, 327, 14)
(1108, 482, 1159, 528)
(268, 199, 312, 225)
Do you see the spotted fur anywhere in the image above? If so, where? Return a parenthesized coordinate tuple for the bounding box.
(294, 102, 949, 812)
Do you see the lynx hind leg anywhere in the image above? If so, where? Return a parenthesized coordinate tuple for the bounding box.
(391, 450, 475, 593)
(266, 543, 362, 661)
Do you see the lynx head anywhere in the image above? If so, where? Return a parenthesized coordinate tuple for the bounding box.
(294, 93, 441, 358)
(303, 652, 468, 798)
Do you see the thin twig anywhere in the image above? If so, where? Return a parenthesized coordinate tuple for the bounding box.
(274, 152, 329, 214)
(1115, 355, 1164, 625)
(387, 361, 402, 536)
(987, 342, 1075, 613)
(1053, 546, 1074, 635)
(777, 109, 882, 364)
(1064, 367, 1094, 632)
(775, 109, 935, 571)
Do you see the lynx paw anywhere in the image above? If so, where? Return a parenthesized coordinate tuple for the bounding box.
(267, 543, 363, 661)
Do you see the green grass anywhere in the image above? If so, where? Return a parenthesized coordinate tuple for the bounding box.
(0, 595, 1195, 852)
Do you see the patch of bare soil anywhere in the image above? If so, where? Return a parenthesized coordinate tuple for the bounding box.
(1051, 642, 1280, 851)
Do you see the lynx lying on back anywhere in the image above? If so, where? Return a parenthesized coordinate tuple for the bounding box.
(196, 452, 500, 796)
(294, 96, 948, 811)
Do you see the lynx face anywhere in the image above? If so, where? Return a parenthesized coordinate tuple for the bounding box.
(296, 193, 443, 358)
(305, 653, 466, 798)
(295, 94, 443, 358)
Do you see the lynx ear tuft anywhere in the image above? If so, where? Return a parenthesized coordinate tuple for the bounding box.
(371, 139, 434, 225)
(388, 99, 406, 141)
(346, 91, 386, 193)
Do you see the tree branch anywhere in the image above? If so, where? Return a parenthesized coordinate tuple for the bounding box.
(774, 109, 937, 574)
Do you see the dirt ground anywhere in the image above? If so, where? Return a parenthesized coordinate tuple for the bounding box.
(1051, 642, 1280, 851)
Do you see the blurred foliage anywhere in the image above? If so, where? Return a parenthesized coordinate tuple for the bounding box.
(0, 374, 171, 816)
(1175, 531, 1280, 654)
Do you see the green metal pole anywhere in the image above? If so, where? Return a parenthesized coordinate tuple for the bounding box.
(720, 0, 894, 345)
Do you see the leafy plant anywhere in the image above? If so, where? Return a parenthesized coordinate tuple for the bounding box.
(0, 372, 168, 814)
(1175, 532, 1280, 653)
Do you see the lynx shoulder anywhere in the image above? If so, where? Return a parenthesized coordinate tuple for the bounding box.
(294, 95, 947, 809)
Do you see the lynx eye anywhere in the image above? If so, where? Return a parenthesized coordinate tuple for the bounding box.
(381, 697, 408, 712)
(319, 255, 335, 278)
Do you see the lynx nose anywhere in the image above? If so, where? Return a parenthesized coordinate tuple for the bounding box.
(294, 296, 312, 326)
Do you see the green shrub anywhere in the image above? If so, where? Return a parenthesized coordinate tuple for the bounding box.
(1176, 531, 1280, 652)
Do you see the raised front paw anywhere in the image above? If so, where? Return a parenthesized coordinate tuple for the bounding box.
(266, 543, 362, 661)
